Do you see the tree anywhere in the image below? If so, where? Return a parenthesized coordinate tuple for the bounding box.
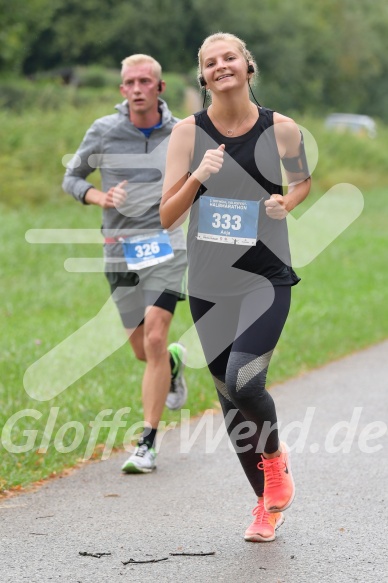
(1, 0, 388, 119)
(0, 0, 56, 74)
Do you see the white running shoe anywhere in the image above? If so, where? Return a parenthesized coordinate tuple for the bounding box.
(121, 442, 156, 474)
(166, 342, 188, 410)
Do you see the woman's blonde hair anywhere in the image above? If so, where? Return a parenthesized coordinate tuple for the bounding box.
(197, 32, 258, 88)
(121, 54, 162, 80)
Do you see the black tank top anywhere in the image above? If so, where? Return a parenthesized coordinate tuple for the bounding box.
(187, 106, 300, 298)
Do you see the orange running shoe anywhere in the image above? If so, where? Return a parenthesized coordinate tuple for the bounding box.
(258, 442, 295, 513)
(244, 498, 284, 542)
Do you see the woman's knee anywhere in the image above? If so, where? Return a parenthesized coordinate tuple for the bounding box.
(225, 351, 271, 402)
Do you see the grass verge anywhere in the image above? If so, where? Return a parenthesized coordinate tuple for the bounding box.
(1, 187, 387, 492)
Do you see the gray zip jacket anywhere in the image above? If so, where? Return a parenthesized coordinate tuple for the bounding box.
(63, 99, 186, 269)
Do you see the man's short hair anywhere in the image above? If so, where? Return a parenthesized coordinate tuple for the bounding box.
(121, 54, 162, 79)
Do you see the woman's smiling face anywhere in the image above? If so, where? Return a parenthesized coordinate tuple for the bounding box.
(201, 40, 248, 90)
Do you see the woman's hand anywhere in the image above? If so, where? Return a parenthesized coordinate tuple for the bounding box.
(264, 194, 288, 220)
(192, 144, 225, 183)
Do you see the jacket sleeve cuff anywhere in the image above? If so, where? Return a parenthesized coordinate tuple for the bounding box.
(81, 186, 93, 205)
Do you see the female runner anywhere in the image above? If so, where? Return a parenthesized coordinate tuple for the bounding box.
(160, 32, 311, 542)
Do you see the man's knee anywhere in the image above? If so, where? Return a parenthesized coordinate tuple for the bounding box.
(143, 327, 168, 357)
(143, 308, 172, 355)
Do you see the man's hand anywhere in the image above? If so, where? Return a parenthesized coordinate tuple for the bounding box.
(85, 181, 128, 208)
(104, 180, 128, 208)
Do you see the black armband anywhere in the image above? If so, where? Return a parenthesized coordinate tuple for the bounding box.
(282, 131, 310, 179)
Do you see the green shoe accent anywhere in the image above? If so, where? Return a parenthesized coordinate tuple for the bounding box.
(168, 342, 186, 378)
(121, 444, 157, 473)
(166, 343, 188, 410)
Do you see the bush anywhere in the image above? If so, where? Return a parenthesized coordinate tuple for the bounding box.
(0, 68, 188, 113)
(74, 66, 121, 88)
(160, 72, 186, 112)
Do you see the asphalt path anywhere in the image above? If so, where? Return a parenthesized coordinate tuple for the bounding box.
(1, 341, 387, 583)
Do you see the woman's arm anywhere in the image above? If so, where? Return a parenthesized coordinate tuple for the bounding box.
(160, 118, 197, 229)
(265, 114, 312, 219)
(160, 118, 225, 229)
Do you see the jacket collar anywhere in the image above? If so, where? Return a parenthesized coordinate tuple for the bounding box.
(114, 99, 172, 127)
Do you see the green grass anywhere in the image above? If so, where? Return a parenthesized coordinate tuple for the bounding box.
(1, 93, 387, 492)
(1, 94, 388, 208)
(1, 188, 387, 493)
(0, 91, 187, 209)
(270, 187, 387, 381)
(296, 115, 388, 193)
(0, 200, 216, 492)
